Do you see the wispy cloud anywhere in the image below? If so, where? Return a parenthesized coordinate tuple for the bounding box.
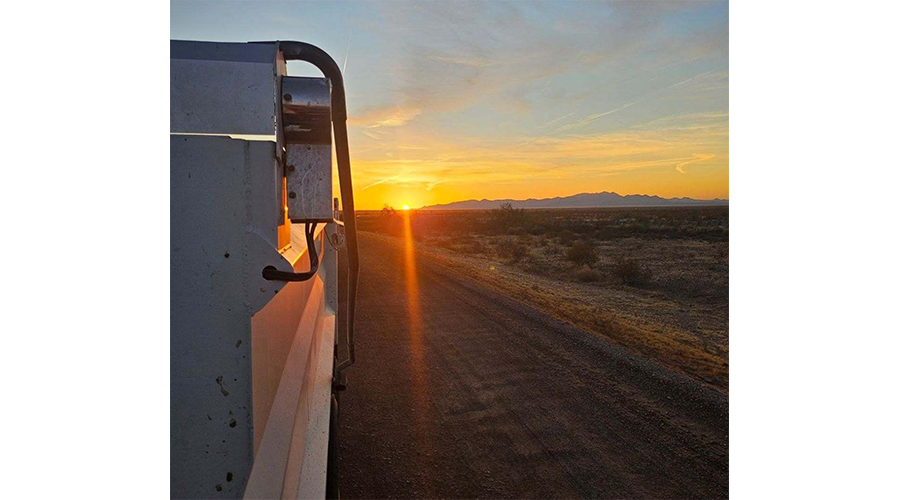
(174, 1, 728, 208)
(351, 110, 729, 203)
(357, 0, 724, 126)
(664, 69, 717, 91)
(541, 111, 576, 128)
(675, 153, 716, 174)
(556, 70, 724, 132)
(348, 105, 422, 128)
(360, 129, 381, 140)
(556, 101, 641, 132)
(360, 173, 404, 191)
(429, 54, 495, 67)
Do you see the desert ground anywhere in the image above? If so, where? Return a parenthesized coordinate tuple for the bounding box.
(337, 206, 728, 498)
(357, 205, 729, 392)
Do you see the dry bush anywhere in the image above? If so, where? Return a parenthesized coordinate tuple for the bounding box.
(613, 257, 652, 286)
(457, 238, 486, 255)
(499, 239, 528, 263)
(557, 229, 576, 246)
(566, 241, 598, 268)
(489, 203, 530, 234)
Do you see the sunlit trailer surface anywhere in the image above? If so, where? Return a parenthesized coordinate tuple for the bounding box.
(170, 40, 358, 500)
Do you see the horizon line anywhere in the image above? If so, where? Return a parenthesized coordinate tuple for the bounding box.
(406, 190, 729, 209)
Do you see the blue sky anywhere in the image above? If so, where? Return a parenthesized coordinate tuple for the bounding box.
(172, 1, 729, 208)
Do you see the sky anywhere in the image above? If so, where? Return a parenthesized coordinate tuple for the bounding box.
(172, 0, 729, 209)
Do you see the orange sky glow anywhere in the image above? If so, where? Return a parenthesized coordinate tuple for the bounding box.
(173, 1, 729, 210)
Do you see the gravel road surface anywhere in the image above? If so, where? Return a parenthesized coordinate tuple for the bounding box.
(337, 233, 728, 499)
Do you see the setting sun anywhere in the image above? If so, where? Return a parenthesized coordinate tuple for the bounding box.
(402, 204, 410, 211)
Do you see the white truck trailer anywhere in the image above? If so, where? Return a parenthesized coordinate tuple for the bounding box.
(170, 40, 359, 500)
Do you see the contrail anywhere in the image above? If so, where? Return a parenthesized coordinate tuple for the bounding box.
(664, 70, 715, 91)
(342, 30, 352, 74)
(557, 101, 639, 132)
(361, 173, 403, 191)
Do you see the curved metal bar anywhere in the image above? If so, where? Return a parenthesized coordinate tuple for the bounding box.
(262, 223, 320, 282)
(278, 41, 359, 373)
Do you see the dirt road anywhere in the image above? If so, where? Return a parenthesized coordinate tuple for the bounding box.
(337, 233, 728, 499)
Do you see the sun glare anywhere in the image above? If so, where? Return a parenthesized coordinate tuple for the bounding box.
(402, 204, 410, 210)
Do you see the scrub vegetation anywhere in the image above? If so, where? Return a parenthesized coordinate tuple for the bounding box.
(358, 205, 729, 391)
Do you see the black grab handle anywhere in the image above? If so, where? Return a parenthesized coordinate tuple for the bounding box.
(262, 222, 320, 282)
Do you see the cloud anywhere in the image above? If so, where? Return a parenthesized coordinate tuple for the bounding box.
(359, 0, 722, 124)
(556, 70, 725, 132)
(540, 111, 576, 128)
(348, 105, 422, 128)
(360, 173, 404, 191)
(664, 70, 717, 90)
(675, 153, 716, 174)
(339, 2, 729, 206)
(350, 111, 729, 195)
(429, 54, 496, 67)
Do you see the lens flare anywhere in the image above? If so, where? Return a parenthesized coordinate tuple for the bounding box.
(401, 209, 433, 478)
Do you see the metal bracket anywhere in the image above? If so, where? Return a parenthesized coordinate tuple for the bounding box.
(282, 77, 334, 222)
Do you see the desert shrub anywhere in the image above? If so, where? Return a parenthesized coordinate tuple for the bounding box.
(557, 229, 576, 246)
(613, 257, 652, 286)
(521, 261, 546, 275)
(489, 203, 530, 234)
(566, 241, 598, 268)
(376, 205, 403, 236)
(499, 239, 528, 263)
(458, 238, 486, 255)
(573, 269, 601, 283)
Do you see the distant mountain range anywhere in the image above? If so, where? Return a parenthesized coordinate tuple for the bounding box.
(422, 192, 728, 210)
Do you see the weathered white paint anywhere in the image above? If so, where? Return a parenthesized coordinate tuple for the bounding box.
(286, 144, 334, 222)
(170, 41, 281, 138)
(171, 136, 288, 499)
(172, 134, 337, 497)
(172, 40, 339, 500)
